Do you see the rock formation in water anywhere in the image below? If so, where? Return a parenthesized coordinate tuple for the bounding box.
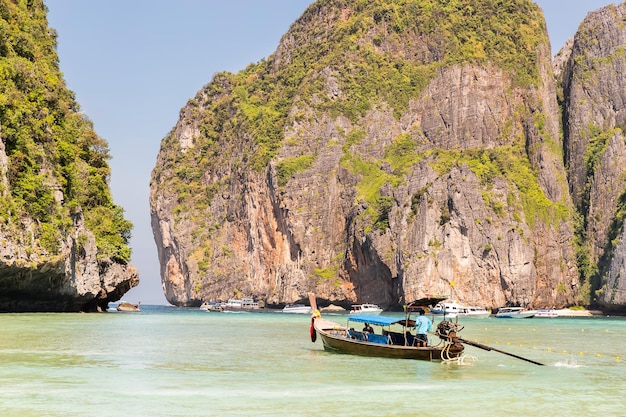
(150, 0, 626, 312)
(0, 1, 138, 312)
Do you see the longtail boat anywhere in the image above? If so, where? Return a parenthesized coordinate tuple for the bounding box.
(309, 296, 464, 361)
(308, 294, 546, 366)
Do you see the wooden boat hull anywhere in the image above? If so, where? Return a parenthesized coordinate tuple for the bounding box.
(313, 318, 463, 361)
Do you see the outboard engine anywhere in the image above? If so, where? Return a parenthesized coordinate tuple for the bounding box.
(435, 320, 464, 341)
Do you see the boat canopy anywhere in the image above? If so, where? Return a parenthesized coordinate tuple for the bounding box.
(346, 314, 401, 327)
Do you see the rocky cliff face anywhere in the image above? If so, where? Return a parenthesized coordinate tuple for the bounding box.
(150, 0, 622, 311)
(559, 3, 626, 310)
(0, 204, 138, 312)
(0, 1, 138, 312)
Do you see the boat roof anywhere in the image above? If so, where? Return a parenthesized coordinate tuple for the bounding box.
(346, 314, 401, 326)
(408, 296, 448, 307)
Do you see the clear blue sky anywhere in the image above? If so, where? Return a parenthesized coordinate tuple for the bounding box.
(45, 1, 616, 305)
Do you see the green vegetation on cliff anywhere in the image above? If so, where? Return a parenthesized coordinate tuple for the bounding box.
(296, 0, 544, 118)
(156, 0, 547, 215)
(575, 125, 626, 304)
(0, 0, 131, 262)
(427, 145, 570, 229)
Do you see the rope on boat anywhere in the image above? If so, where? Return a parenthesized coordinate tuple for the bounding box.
(440, 341, 456, 363)
(439, 340, 478, 365)
(433, 320, 468, 364)
(441, 352, 479, 365)
(458, 354, 479, 365)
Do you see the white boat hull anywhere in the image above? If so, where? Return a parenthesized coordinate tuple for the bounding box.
(462, 307, 491, 318)
(349, 304, 383, 315)
(223, 298, 259, 311)
(431, 302, 491, 318)
(495, 308, 537, 318)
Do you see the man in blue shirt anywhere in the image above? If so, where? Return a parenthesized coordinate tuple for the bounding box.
(414, 309, 432, 346)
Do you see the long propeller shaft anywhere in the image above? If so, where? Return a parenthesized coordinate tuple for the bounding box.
(454, 337, 545, 366)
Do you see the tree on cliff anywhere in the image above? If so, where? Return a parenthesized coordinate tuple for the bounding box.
(0, 0, 136, 311)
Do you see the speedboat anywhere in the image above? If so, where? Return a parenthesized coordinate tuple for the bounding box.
(282, 303, 312, 314)
(495, 307, 537, 318)
(431, 302, 491, 318)
(349, 303, 383, 315)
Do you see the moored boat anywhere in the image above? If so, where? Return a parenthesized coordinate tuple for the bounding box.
(463, 306, 492, 318)
(495, 307, 537, 318)
(282, 303, 312, 314)
(349, 303, 383, 315)
(430, 301, 491, 318)
(223, 298, 260, 311)
(430, 301, 464, 318)
(200, 301, 224, 312)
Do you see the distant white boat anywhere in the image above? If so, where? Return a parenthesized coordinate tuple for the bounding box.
(223, 298, 259, 311)
(282, 303, 312, 314)
(430, 301, 490, 318)
(463, 306, 492, 318)
(430, 301, 464, 318)
(495, 307, 537, 318)
(349, 303, 383, 315)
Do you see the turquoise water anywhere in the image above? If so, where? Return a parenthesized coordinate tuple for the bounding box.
(0, 306, 624, 416)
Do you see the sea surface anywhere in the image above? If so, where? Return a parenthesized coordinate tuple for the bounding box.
(1, 305, 624, 417)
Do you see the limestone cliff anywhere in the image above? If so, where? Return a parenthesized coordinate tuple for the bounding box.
(151, 0, 583, 310)
(0, 0, 137, 312)
(559, 3, 626, 310)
